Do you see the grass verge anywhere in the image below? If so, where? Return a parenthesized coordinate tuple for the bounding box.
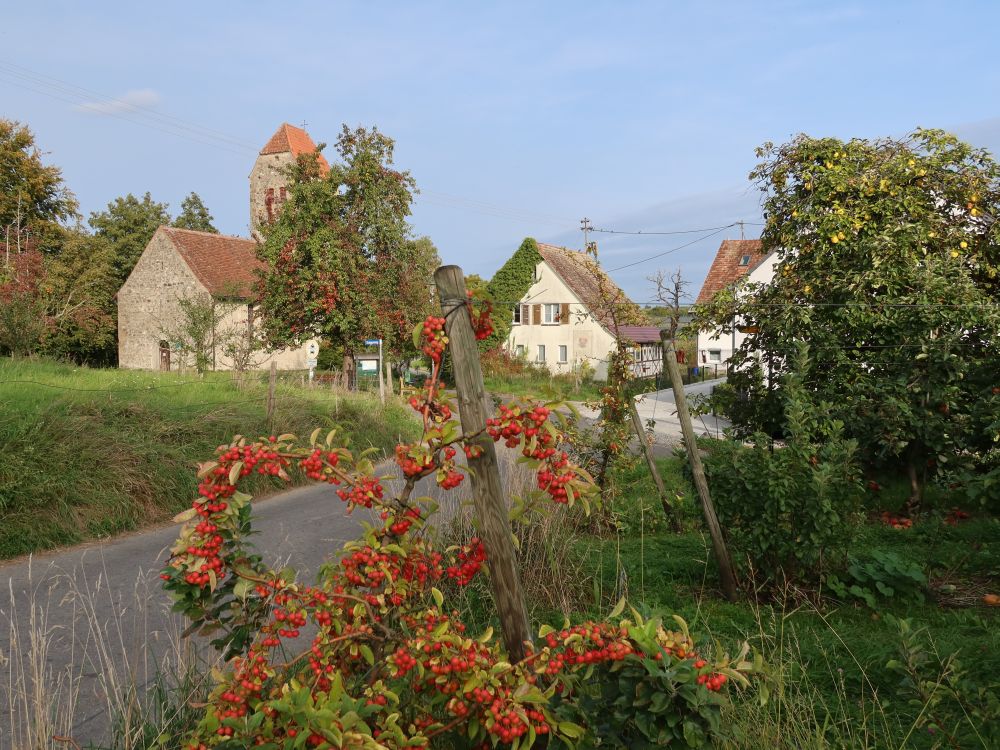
(0, 358, 420, 559)
(570, 457, 1000, 748)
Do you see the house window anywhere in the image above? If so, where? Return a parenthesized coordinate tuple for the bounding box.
(542, 304, 560, 324)
(515, 344, 526, 357)
(708, 349, 722, 363)
(739, 255, 751, 266)
(558, 345, 568, 363)
(536, 344, 546, 362)
(512, 305, 522, 325)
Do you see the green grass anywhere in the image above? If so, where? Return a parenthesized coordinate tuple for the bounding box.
(566, 457, 1000, 748)
(483, 370, 605, 403)
(0, 358, 420, 559)
(482, 371, 666, 404)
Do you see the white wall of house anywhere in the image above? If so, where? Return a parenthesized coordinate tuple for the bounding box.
(696, 251, 779, 368)
(505, 260, 617, 380)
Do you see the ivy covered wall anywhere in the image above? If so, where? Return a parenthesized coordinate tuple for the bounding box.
(483, 237, 542, 351)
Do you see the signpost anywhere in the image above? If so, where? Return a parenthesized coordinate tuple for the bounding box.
(364, 339, 384, 403)
(305, 339, 319, 384)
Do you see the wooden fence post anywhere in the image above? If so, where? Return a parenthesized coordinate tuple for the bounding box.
(266, 361, 277, 430)
(628, 398, 683, 533)
(663, 338, 739, 601)
(435, 265, 533, 662)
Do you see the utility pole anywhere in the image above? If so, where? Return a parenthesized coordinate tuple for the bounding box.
(738, 220, 745, 241)
(580, 217, 592, 254)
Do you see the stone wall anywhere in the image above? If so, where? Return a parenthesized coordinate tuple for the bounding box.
(118, 229, 310, 372)
(249, 151, 295, 239)
(118, 229, 207, 370)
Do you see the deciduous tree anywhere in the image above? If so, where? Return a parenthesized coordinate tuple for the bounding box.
(0, 119, 78, 258)
(172, 191, 217, 233)
(89, 192, 170, 289)
(699, 129, 1000, 508)
(255, 125, 437, 382)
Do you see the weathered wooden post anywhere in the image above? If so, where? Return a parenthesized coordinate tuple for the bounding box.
(266, 361, 277, 430)
(435, 265, 533, 662)
(628, 398, 682, 532)
(663, 338, 739, 601)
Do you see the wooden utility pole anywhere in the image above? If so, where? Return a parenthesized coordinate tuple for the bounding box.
(663, 338, 739, 601)
(628, 399, 682, 533)
(266, 361, 277, 430)
(435, 265, 533, 662)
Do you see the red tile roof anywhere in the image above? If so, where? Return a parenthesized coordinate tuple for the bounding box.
(260, 123, 330, 172)
(162, 227, 263, 299)
(695, 239, 766, 304)
(535, 243, 648, 330)
(615, 325, 662, 344)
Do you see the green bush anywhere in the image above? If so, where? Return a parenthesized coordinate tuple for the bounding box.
(703, 355, 863, 586)
(825, 550, 927, 608)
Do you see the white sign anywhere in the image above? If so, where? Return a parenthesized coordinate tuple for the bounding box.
(360, 360, 378, 372)
(305, 340, 320, 358)
(306, 358, 318, 368)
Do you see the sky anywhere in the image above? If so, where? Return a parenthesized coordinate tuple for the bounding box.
(4, 0, 1000, 303)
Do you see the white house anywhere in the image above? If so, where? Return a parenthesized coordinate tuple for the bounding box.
(503, 242, 663, 380)
(695, 239, 778, 369)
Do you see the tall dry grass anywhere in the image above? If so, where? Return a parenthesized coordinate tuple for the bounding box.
(1, 560, 221, 750)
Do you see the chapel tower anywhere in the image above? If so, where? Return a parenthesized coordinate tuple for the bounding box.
(249, 123, 329, 240)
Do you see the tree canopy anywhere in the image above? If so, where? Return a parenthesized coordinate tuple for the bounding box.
(172, 192, 217, 233)
(699, 129, 1000, 505)
(89, 191, 170, 290)
(255, 125, 438, 370)
(0, 119, 78, 254)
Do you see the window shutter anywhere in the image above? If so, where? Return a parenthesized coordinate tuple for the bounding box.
(532, 304, 541, 325)
(521, 304, 530, 325)
(560, 303, 570, 325)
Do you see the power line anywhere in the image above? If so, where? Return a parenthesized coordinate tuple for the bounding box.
(592, 222, 741, 236)
(606, 227, 732, 272)
(2, 59, 768, 239)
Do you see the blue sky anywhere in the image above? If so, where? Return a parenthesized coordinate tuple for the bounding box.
(4, 1, 1000, 302)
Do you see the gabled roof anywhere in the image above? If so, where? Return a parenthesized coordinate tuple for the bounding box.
(162, 227, 263, 299)
(695, 239, 766, 304)
(535, 243, 647, 330)
(259, 123, 330, 172)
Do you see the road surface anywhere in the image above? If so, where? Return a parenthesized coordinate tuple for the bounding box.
(576, 378, 730, 449)
(0, 469, 467, 749)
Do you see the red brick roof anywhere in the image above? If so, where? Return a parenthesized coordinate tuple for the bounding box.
(260, 123, 330, 172)
(695, 239, 766, 304)
(535, 243, 647, 330)
(162, 227, 263, 299)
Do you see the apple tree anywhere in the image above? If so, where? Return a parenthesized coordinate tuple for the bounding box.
(699, 129, 1000, 508)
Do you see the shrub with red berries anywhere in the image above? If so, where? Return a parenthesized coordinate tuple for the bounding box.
(163, 310, 755, 749)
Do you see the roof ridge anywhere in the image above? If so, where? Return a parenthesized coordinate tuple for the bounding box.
(163, 225, 253, 242)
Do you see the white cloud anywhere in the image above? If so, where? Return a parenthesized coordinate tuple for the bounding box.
(75, 88, 161, 115)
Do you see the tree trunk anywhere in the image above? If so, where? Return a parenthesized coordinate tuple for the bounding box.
(342, 351, 356, 391)
(905, 447, 923, 514)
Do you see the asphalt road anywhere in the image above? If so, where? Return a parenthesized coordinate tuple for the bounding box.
(575, 378, 730, 449)
(0, 470, 465, 749)
(0, 378, 723, 748)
